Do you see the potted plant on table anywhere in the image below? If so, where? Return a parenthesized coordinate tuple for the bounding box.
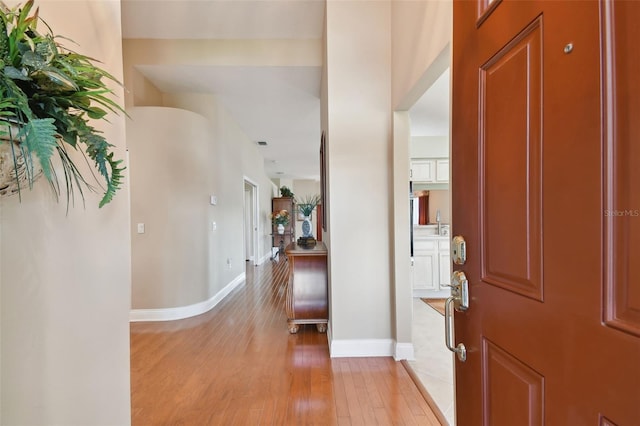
(0, 0, 125, 208)
(271, 209, 290, 235)
(296, 194, 321, 238)
(279, 186, 293, 198)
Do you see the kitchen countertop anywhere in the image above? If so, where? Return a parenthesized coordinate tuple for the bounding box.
(415, 234, 450, 240)
(413, 224, 450, 239)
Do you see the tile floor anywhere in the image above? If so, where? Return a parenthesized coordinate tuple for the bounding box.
(408, 298, 455, 425)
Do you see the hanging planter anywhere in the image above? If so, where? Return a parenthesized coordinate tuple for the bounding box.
(0, 122, 43, 197)
(0, 0, 125, 207)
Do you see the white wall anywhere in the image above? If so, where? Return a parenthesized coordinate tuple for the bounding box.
(292, 179, 320, 198)
(392, 0, 452, 110)
(428, 189, 451, 224)
(163, 93, 275, 266)
(128, 107, 214, 310)
(411, 136, 449, 158)
(322, 0, 452, 358)
(127, 94, 275, 316)
(0, 1, 131, 424)
(122, 39, 321, 108)
(324, 0, 394, 354)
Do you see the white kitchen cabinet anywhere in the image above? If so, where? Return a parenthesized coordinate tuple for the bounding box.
(410, 158, 449, 183)
(439, 251, 451, 286)
(435, 159, 449, 183)
(412, 241, 438, 291)
(410, 159, 435, 182)
(412, 253, 437, 291)
(412, 229, 451, 297)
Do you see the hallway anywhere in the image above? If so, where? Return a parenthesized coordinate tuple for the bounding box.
(131, 260, 441, 425)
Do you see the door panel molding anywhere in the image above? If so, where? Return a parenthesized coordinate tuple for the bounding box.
(482, 337, 544, 426)
(599, 414, 618, 426)
(602, 0, 640, 337)
(479, 17, 544, 301)
(476, 0, 503, 27)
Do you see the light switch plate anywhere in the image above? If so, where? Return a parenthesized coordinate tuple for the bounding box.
(137, 223, 145, 234)
(210, 195, 217, 205)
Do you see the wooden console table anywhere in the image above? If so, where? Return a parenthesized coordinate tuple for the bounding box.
(284, 242, 328, 334)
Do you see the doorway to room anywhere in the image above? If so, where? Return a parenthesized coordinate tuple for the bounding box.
(243, 178, 259, 264)
(405, 63, 454, 424)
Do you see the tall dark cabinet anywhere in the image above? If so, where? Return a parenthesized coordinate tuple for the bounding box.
(271, 197, 295, 253)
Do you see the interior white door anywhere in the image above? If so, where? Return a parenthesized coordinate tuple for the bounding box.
(243, 186, 253, 261)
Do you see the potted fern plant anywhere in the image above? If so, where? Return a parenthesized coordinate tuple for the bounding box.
(0, 0, 125, 207)
(296, 194, 320, 238)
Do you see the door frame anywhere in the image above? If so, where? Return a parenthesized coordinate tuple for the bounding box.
(390, 43, 455, 423)
(243, 177, 259, 264)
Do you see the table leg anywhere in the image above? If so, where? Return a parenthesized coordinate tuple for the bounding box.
(288, 322, 299, 334)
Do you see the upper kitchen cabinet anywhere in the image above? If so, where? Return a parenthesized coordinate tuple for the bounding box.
(435, 159, 449, 183)
(410, 159, 435, 182)
(410, 158, 449, 184)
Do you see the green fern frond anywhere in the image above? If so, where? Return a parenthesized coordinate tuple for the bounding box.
(98, 153, 124, 208)
(79, 130, 124, 208)
(81, 131, 109, 175)
(3, 78, 32, 119)
(19, 117, 57, 181)
(0, 10, 10, 63)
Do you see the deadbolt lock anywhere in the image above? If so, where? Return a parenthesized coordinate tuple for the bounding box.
(452, 235, 467, 265)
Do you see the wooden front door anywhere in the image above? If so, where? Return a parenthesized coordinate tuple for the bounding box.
(451, 1, 640, 424)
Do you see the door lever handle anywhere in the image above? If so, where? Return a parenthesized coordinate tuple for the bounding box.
(445, 296, 466, 362)
(444, 271, 469, 362)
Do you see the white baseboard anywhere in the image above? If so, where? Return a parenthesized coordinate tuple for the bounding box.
(394, 342, 415, 361)
(130, 272, 246, 322)
(329, 338, 395, 358)
(257, 250, 272, 265)
(326, 322, 413, 360)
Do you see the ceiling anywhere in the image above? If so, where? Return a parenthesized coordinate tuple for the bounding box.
(120, 0, 449, 180)
(409, 68, 450, 137)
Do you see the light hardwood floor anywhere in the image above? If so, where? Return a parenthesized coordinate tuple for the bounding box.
(131, 258, 441, 425)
